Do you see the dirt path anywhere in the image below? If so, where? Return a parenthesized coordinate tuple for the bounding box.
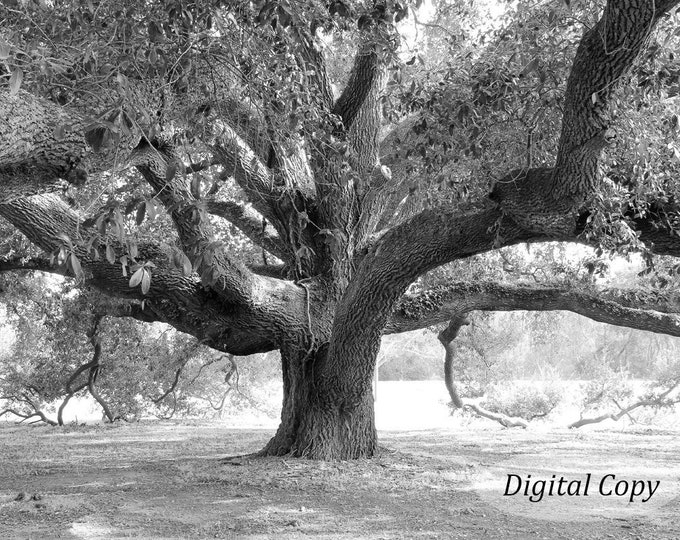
(1, 421, 679, 539)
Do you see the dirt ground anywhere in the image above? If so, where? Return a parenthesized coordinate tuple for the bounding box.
(1, 420, 679, 539)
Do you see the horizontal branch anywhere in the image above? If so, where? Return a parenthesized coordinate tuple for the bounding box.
(464, 403, 529, 429)
(0, 194, 281, 355)
(568, 382, 680, 429)
(324, 168, 680, 394)
(387, 281, 680, 337)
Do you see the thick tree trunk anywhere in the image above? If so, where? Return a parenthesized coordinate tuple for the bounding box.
(262, 342, 377, 459)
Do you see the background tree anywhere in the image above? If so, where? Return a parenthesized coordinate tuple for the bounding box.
(2, 0, 680, 458)
(0, 274, 278, 424)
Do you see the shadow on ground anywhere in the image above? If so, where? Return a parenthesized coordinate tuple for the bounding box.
(1, 421, 679, 539)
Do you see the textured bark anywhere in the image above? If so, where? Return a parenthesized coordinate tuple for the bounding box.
(259, 296, 380, 459)
(210, 126, 278, 222)
(0, 195, 298, 355)
(332, 50, 385, 132)
(489, 0, 680, 235)
(387, 282, 680, 336)
(318, 208, 526, 412)
(265, 344, 377, 459)
(0, 91, 89, 201)
(304, 1, 680, 458)
(311, 33, 392, 290)
(553, 1, 677, 199)
(130, 140, 261, 306)
(261, 343, 317, 456)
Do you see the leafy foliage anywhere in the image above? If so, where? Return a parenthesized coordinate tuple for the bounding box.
(0, 274, 278, 423)
(482, 381, 562, 421)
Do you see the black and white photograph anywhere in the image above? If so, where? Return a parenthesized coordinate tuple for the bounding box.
(1, 0, 680, 537)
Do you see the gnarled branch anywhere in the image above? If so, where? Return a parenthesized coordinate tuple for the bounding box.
(568, 381, 680, 429)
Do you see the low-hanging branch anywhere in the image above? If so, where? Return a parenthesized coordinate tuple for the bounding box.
(0, 194, 289, 354)
(0, 407, 57, 426)
(567, 382, 680, 429)
(387, 281, 680, 336)
(3, 391, 58, 426)
(437, 316, 680, 430)
(437, 317, 530, 428)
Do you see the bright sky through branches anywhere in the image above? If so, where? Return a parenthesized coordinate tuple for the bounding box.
(398, 0, 513, 54)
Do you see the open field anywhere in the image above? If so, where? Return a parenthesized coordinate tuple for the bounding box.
(1, 382, 680, 539)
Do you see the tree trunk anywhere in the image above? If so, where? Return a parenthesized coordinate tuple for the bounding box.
(262, 342, 377, 459)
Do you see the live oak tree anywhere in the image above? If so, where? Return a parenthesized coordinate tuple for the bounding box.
(2, 0, 680, 458)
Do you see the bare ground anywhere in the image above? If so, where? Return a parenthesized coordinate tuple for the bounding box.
(0, 420, 679, 539)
